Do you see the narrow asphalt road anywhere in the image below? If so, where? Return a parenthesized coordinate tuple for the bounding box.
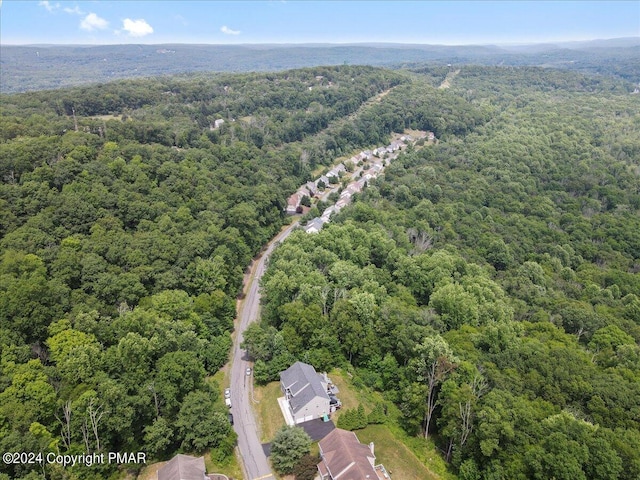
(230, 221, 298, 480)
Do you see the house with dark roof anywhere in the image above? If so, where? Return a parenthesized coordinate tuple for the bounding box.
(280, 361, 336, 423)
(317, 429, 390, 480)
(157, 454, 208, 480)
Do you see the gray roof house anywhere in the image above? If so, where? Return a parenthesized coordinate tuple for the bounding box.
(305, 181, 318, 195)
(318, 175, 331, 187)
(280, 361, 332, 423)
(157, 454, 208, 480)
(305, 217, 326, 234)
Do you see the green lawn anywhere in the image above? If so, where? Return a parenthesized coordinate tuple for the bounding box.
(328, 369, 455, 480)
(254, 381, 287, 443)
(358, 424, 443, 480)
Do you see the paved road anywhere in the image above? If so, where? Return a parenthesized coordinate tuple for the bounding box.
(230, 221, 298, 480)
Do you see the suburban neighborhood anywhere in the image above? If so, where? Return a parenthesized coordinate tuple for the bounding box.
(283, 132, 431, 234)
(154, 133, 434, 480)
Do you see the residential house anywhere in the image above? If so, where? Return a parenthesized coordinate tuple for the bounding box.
(318, 175, 331, 188)
(346, 183, 362, 195)
(286, 192, 302, 215)
(305, 217, 326, 234)
(327, 163, 347, 179)
(374, 147, 387, 158)
(335, 197, 350, 210)
(157, 454, 208, 480)
(298, 186, 311, 199)
(280, 362, 334, 423)
(321, 205, 337, 222)
(317, 429, 390, 480)
(305, 181, 318, 196)
(340, 190, 352, 199)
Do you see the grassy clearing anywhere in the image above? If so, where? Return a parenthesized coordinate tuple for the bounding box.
(328, 369, 455, 480)
(254, 381, 286, 443)
(358, 424, 442, 480)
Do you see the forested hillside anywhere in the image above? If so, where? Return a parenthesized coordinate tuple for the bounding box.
(2, 40, 638, 93)
(252, 67, 640, 479)
(0, 65, 408, 479)
(1, 61, 639, 480)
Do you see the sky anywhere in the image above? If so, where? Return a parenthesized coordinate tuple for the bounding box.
(0, 1, 638, 46)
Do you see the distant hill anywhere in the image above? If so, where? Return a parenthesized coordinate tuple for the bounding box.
(1, 39, 638, 93)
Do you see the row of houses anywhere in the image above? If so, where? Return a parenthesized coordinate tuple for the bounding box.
(303, 142, 404, 233)
(286, 163, 348, 215)
(286, 136, 413, 216)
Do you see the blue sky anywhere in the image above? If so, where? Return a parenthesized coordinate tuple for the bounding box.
(1, 1, 638, 45)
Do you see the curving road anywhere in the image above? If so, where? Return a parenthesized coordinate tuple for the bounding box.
(230, 221, 298, 480)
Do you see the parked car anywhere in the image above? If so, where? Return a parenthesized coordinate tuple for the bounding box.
(224, 388, 231, 399)
(228, 413, 233, 425)
(225, 397, 231, 408)
(246, 367, 251, 376)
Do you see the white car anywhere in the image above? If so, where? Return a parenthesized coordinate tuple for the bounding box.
(224, 388, 231, 399)
(246, 367, 251, 376)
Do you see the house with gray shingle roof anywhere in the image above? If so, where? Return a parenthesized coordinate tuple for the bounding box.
(280, 362, 332, 423)
(157, 454, 208, 480)
(305, 217, 326, 234)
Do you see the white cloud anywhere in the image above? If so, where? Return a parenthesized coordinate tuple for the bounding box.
(38, 1, 60, 12)
(80, 13, 109, 31)
(221, 25, 241, 35)
(122, 18, 154, 37)
(64, 5, 84, 15)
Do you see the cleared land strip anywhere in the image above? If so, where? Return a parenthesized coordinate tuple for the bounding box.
(439, 69, 461, 89)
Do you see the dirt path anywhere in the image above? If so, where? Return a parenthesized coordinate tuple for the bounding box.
(439, 69, 461, 89)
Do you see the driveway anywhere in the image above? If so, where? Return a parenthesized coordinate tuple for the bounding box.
(298, 418, 336, 442)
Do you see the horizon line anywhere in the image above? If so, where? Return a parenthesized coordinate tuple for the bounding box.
(2, 36, 639, 49)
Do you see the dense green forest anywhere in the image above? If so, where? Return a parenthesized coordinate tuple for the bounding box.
(1, 61, 639, 480)
(248, 67, 640, 479)
(2, 40, 639, 93)
(0, 65, 410, 479)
